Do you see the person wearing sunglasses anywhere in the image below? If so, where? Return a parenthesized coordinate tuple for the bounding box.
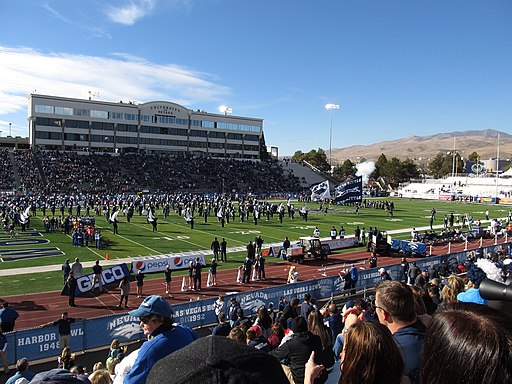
(124, 295, 198, 384)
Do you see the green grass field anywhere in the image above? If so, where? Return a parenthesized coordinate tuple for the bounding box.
(0, 197, 508, 296)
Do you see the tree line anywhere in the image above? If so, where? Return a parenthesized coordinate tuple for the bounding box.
(291, 148, 483, 188)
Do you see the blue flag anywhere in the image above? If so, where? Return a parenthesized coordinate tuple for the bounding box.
(334, 177, 362, 204)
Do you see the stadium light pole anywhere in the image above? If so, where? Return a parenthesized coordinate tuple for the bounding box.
(324, 104, 340, 168)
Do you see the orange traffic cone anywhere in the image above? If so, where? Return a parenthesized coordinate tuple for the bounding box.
(106, 253, 109, 260)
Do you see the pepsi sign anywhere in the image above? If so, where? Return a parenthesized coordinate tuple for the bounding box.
(132, 255, 206, 274)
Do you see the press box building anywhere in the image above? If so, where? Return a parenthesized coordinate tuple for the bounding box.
(28, 94, 263, 159)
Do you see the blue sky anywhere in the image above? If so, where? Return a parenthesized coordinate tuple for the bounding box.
(1, 0, 511, 156)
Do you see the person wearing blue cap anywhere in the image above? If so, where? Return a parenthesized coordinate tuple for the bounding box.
(124, 295, 198, 384)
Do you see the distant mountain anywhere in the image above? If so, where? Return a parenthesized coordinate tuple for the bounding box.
(329, 129, 512, 163)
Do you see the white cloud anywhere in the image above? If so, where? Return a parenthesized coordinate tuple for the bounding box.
(104, 0, 157, 26)
(0, 45, 231, 120)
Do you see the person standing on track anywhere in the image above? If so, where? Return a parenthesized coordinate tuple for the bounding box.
(117, 275, 130, 308)
(208, 258, 218, 286)
(164, 265, 172, 296)
(136, 270, 145, 298)
(92, 260, 105, 292)
(66, 272, 77, 307)
(242, 255, 253, 284)
(193, 257, 204, 291)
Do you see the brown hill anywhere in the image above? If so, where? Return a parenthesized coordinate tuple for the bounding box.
(330, 129, 512, 163)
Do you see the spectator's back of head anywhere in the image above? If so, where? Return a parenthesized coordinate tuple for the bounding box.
(16, 357, 29, 372)
(87, 369, 111, 384)
(30, 368, 91, 384)
(375, 281, 415, 323)
(421, 302, 512, 384)
(342, 321, 403, 384)
(228, 326, 245, 343)
(147, 336, 288, 384)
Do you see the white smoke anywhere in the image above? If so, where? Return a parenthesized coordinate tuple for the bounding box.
(356, 161, 376, 185)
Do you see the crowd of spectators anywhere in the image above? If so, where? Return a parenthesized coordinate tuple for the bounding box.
(12, 149, 44, 194)
(0, 148, 15, 191)
(5, 150, 303, 195)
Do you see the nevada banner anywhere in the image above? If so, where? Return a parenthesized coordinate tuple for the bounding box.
(310, 180, 330, 201)
(334, 176, 363, 204)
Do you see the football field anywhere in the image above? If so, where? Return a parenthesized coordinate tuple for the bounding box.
(0, 197, 508, 296)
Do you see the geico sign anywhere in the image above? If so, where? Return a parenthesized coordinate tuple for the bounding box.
(77, 265, 128, 293)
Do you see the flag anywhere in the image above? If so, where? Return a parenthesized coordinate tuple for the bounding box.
(19, 206, 31, 224)
(183, 208, 193, 223)
(147, 208, 156, 223)
(334, 177, 363, 204)
(311, 180, 330, 201)
(109, 210, 119, 223)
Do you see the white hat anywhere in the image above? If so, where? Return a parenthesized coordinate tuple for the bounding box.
(378, 267, 386, 273)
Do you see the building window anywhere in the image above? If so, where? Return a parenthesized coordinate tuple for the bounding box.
(74, 108, 89, 117)
(91, 135, 113, 143)
(64, 133, 89, 141)
(64, 120, 89, 129)
(190, 129, 207, 137)
(244, 134, 259, 142)
(35, 105, 54, 114)
(36, 117, 62, 127)
(35, 131, 62, 140)
(91, 121, 114, 130)
(189, 141, 207, 148)
(55, 107, 74, 116)
(209, 131, 225, 139)
(227, 133, 243, 140)
(91, 110, 109, 119)
(170, 128, 187, 136)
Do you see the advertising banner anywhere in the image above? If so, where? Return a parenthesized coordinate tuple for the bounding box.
(132, 255, 206, 274)
(322, 237, 359, 250)
(84, 314, 143, 348)
(62, 264, 130, 297)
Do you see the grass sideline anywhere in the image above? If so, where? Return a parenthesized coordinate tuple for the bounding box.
(0, 197, 508, 296)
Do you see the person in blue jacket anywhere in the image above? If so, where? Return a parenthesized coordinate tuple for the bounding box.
(124, 295, 198, 384)
(349, 264, 358, 294)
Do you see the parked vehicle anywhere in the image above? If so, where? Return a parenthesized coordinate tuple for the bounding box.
(286, 237, 330, 264)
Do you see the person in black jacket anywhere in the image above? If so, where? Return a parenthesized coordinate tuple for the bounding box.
(193, 257, 204, 291)
(279, 298, 300, 329)
(66, 272, 77, 307)
(228, 297, 243, 327)
(270, 316, 323, 384)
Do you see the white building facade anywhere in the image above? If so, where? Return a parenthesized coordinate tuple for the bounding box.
(28, 94, 263, 159)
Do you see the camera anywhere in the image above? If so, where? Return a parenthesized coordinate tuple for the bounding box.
(479, 278, 512, 302)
